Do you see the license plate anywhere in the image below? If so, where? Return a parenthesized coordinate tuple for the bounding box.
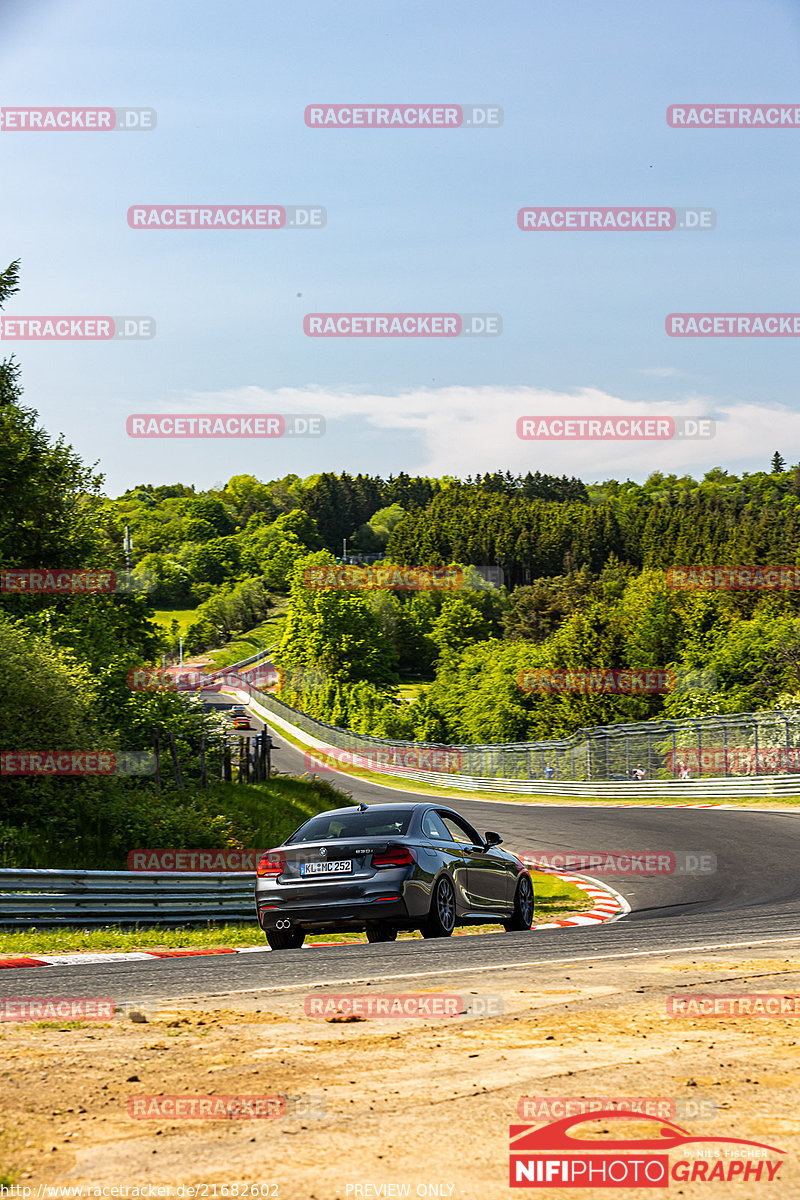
(300, 860, 352, 876)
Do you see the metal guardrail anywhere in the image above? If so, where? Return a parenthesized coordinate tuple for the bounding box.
(227, 679, 800, 789)
(0, 869, 256, 927)
(206, 644, 279, 679)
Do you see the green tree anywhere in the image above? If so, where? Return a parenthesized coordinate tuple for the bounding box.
(136, 553, 193, 605)
(185, 496, 235, 537)
(429, 595, 494, 658)
(187, 537, 240, 584)
(0, 353, 106, 567)
(275, 554, 398, 697)
(0, 615, 103, 824)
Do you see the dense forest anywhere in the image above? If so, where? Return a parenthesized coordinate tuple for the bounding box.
(86, 432, 800, 747)
(387, 469, 800, 587)
(88, 431, 800, 746)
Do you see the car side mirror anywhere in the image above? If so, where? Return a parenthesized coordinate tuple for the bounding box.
(484, 831, 503, 847)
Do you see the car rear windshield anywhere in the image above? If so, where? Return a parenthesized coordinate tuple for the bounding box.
(287, 808, 413, 843)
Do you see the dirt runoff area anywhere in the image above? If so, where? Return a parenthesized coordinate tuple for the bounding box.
(1, 946, 799, 1199)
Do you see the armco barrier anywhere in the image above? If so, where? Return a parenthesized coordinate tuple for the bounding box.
(205, 644, 279, 681)
(0, 869, 255, 927)
(219, 683, 800, 799)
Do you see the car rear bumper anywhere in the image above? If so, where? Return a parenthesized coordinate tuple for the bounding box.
(256, 892, 410, 931)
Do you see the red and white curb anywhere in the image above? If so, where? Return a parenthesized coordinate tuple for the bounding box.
(0, 870, 627, 969)
(520, 861, 630, 929)
(0, 947, 263, 970)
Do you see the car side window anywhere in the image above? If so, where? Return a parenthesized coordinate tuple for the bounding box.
(421, 810, 450, 840)
(439, 812, 482, 846)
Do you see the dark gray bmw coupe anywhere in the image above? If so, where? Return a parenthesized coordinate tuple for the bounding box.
(254, 801, 534, 949)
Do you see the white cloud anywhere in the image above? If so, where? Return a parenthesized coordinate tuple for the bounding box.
(174, 383, 797, 480)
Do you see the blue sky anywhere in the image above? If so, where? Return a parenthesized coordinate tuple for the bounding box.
(1, 0, 799, 493)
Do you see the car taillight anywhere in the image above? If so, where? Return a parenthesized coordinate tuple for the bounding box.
(256, 851, 285, 878)
(371, 845, 415, 869)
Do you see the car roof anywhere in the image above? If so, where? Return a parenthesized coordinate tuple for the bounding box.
(312, 802, 456, 818)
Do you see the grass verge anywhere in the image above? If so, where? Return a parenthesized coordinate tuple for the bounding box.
(152, 607, 198, 634)
(204, 612, 287, 672)
(0, 775, 353, 871)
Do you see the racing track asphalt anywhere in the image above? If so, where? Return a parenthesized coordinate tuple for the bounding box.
(3, 693, 800, 1003)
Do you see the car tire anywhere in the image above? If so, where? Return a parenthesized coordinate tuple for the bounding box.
(366, 925, 398, 943)
(504, 874, 535, 931)
(422, 874, 457, 938)
(265, 928, 306, 950)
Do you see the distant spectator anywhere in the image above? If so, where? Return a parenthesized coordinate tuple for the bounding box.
(544, 763, 555, 780)
(679, 763, 692, 781)
(632, 764, 646, 781)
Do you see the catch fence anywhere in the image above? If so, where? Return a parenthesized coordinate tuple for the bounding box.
(238, 680, 800, 784)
